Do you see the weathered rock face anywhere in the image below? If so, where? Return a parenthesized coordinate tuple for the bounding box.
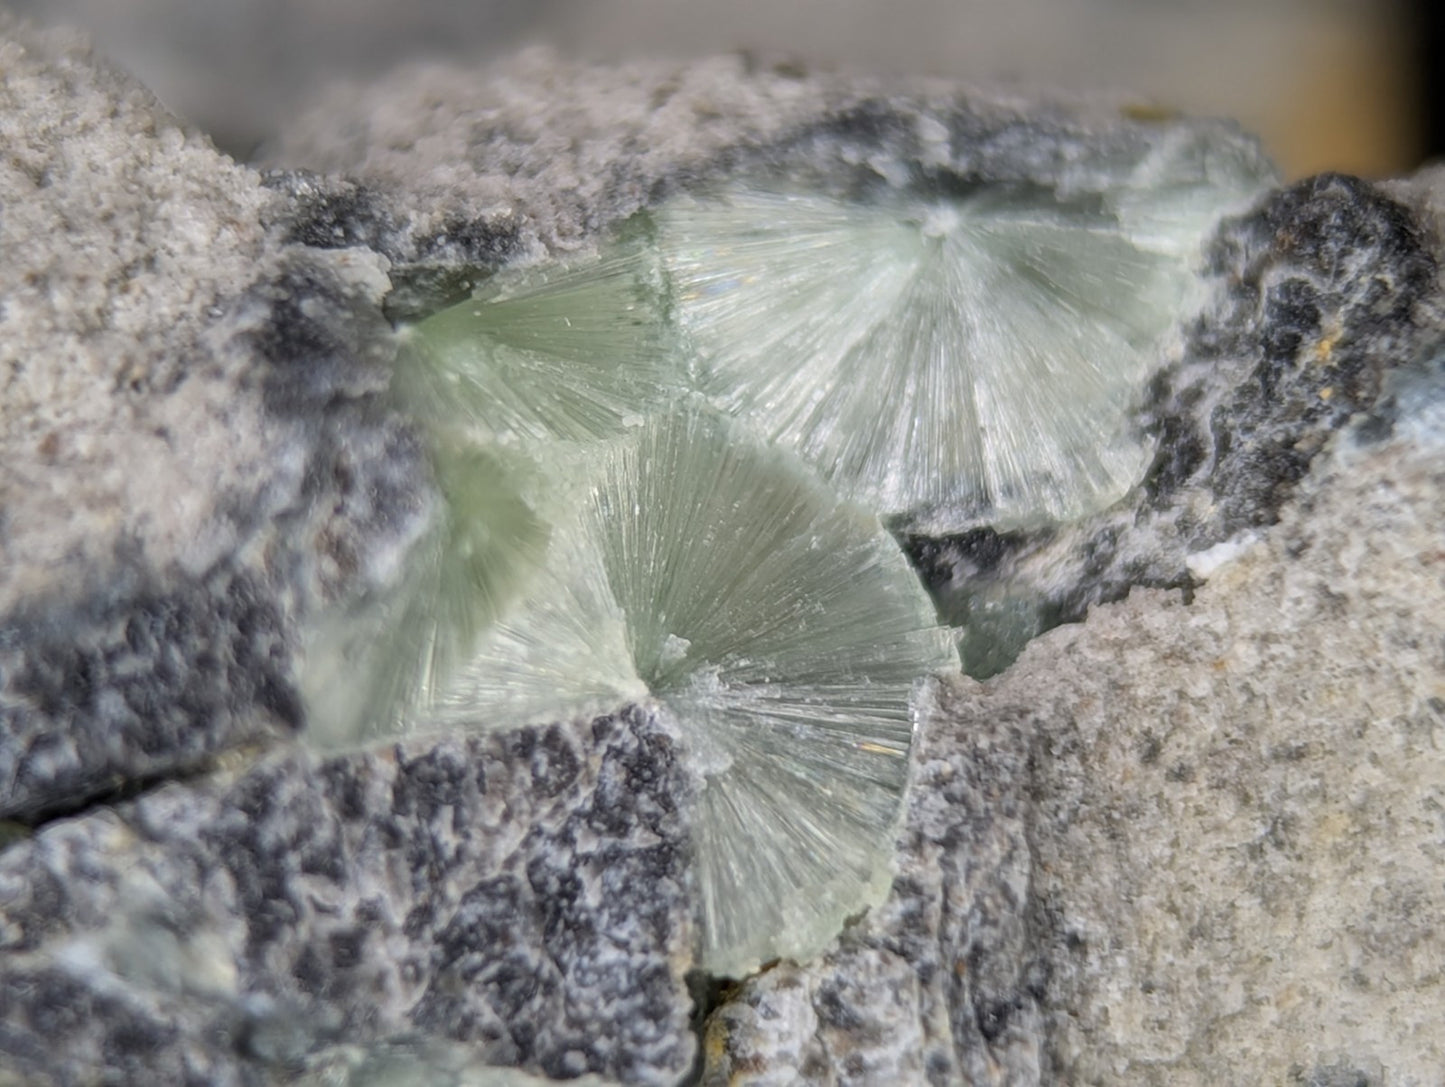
(0, 707, 696, 1086)
(3, 13, 1444, 1087)
(703, 370, 1445, 1084)
(260, 47, 1273, 317)
(1030, 374, 1445, 1085)
(908, 170, 1443, 668)
(702, 675, 1043, 1085)
(0, 17, 432, 821)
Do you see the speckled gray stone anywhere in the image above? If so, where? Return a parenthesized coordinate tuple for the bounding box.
(702, 362, 1445, 1085)
(1032, 376, 1445, 1084)
(0, 707, 695, 1086)
(701, 676, 1042, 1085)
(909, 170, 1444, 656)
(0, 17, 432, 819)
(261, 47, 1272, 314)
(6, 19, 1445, 1087)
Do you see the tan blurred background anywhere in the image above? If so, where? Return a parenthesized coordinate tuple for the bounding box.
(2, 0, 1431, 179)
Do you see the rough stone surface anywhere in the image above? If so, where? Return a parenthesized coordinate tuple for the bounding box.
(262, 46, 1271, 316)
(703, 373, 1445, 1084)
(1026, 379, 1445, 1083)
(0, 17, 433, 819)
(0, 707, 696, 1086)
(910, 170, 1443, 642)
(702, 677, 1042, 1085)
(5, 20, 1445, 1087)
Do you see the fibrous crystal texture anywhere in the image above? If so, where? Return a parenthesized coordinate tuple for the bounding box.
(306, 399, 956, 974)
(657, 184, 1213, 530)
(300, 157, 1268, 973)
(395, 237, 679, 446)
(459, 412, 957, 974)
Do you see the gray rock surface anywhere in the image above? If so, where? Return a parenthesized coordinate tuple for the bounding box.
(1028, 366, 1445, 1084)
(3, 17, 1444, 1087)
(0, 707, 696, 1086)
(702, 675, 1042, 1085)
(0, 17, 431, 819)
(261, 47, 1270, 315)
(703, 365, 1445, 1084)
(909, 169, 1442, 677)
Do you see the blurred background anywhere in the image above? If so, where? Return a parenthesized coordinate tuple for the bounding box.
(3, 0, 1438, 180)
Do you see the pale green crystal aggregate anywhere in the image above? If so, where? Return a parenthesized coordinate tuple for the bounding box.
(314, 407, 956, 974)
(657, 185, 1207, 530)
(301, 159, 1269, 974)
(396, 238, 680, 447)
(300, 442, 552, 750)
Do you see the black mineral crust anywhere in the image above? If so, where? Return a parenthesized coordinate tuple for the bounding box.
(0, 707, 696, 1086)
(1146, 173, 1439, 530)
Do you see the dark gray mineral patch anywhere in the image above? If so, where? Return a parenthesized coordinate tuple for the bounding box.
(0, 19, 434, 820)
(0, 708, 695, 1086)
(908, 171, 1443, 673)
(4, 14, 1445, 1087)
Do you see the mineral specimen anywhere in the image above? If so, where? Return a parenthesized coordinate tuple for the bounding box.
(394, 236, 680, 447)
(656, 183, 1201, 530)
(297, 98, 1276, 975)
(20, 19, 1437, 1087)
(304, 403, 958, 976)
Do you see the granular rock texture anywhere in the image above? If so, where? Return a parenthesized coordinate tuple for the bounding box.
(0, 18, 273, 617)
(910, 171, 1443, 643)
(0, 17, 433, 819)
(0, 708, 696, 1086)
(702, 677, 1042, 1085)
(703, 372, 1445, 1084)
(263, 46, 1272, 311)
(1028, 379, 1445, 1084)
(4, 16, 1445, 1087)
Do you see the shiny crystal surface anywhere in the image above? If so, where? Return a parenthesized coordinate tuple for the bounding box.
(397, 239, 680, 447)
(654, 180, 1250, 530)
(300, 154, 1271, 976)
(380, 411, 957, 974)
(581, 412, 957, 974)
(300, 441, 554, 749)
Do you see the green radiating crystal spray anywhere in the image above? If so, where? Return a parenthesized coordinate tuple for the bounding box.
(300, 153, 1269, 972)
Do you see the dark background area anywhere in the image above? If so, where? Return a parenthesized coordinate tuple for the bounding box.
(3, 0, 1438, 179)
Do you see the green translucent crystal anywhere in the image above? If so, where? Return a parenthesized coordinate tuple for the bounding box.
(652, 179, 1256, 531)
(945, 587, 1048, 680)
(1106, 127, 1277, 258)
(396, 238, 680, 447)
(305, 240, 682, 747)
(373, 410, 958, 975)
(582, 411, 957, 974)
(300, 441, 554, 749)
(301, 152, 1271, 976)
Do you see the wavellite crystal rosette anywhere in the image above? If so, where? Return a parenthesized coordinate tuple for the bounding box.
(655, 179, 1241, 532)
(299, 238, 959, 971)
(300, 158, 1267, 973)
(306, 402, 957, 974)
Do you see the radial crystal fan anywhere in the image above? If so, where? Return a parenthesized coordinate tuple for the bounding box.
(580, 410, 958, 975)
(380, 409, 958, 975)
(299, 440, 554, 750)
(395, 237, 681, 448)
(575, 410, 959, 971)
(655, 184, 1230, 531)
